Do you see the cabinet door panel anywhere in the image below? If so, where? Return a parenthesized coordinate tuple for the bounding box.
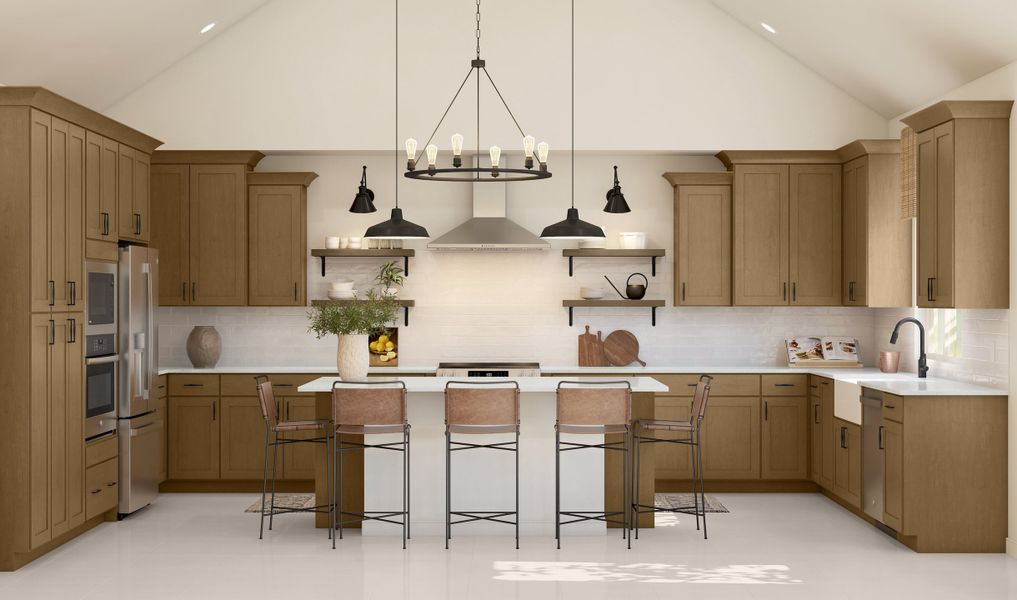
(882, 419, 903, 530)
(49, 319, 69, 537)
(761, 396, 807, 479)
(676, 185, 731, 306)
(932, 122, 955, 307)
(842, 157, 867, 305)
(248, 185, 304, 306)
(117, 145, 137, 240)
(220, 397, 268, 479)
(168, 397, 220, 480)
(821, 385, 835, 489)
(733, 165, 788, 305)
(65, 316, 86, 529)
(151, 165, 190, 306)
(134, 151, 150, 242)
(702, 397, 760, 479)
(65, 125, 85, 310)
(652, 396, 694, 481)
(101, 137, 119, 239)
(282, 397, 319, 480)
(789, 165, 841, 305)
(30, 110, 52, 313)
(84, 131, 104, 241)
(833, 420, 862, 508)
(49, 118, 68, 310)
(30, 314, 52, 548)
(189, 165, 247, 305)
(809, 395, 823, 485)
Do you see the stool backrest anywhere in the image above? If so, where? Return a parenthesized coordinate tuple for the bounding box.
(331, 380, 407, 426)
(445, 381, 519, 426)
(556, 381, 632, 426)
(690, 374, 713, 424)
(254, 376, 278, 424)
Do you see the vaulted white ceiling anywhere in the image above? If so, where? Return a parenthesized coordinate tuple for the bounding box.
(708, 0, 1017, 117)
(0, 0, 270, 111)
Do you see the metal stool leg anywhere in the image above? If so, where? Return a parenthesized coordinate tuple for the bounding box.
(515, 428, 520, 550)
(634, 429, 641, 541)
(625, 430, 631, 549)
(269, 432, 279, 531)
(402, 429, 408, 550)
(259, 428, 270, 539)
(698, 430, 707, 540)
(691, 438, 701, 531)
(407, 430, 411, 539)
(555, 427, 561, 549)
(338, 433, 345, 542)
(445, 428, 451, 549)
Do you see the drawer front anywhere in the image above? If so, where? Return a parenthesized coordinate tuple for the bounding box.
(762, 374, 808, 396)
(156, 375, 167, 399)
(220, 373, 323, 397)
(85, 434, 118, 467)
(168, 374, 220, 396)
(881, 393, 904, 423)
(85, 457, 119, 519)
(652, 374, 760, 397)
(810, 376, 832, 398)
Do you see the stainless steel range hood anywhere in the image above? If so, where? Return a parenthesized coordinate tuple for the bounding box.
(427, 169, 549, 251)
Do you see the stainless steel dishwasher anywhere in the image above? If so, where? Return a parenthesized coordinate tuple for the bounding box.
(861, 390, 883, 522)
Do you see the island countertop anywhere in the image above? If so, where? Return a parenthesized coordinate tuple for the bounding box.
(298, 375, 670, 394)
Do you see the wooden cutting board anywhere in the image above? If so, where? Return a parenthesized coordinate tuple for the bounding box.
(603, 330, 646, 367)
(578, 325, 608, 367)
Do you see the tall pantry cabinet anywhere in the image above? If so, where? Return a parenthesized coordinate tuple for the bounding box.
(0, 88, 161, 571)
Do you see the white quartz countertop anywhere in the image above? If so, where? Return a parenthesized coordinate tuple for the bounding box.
(158, 365, 1006, 396)
(298, 376, 670, 394)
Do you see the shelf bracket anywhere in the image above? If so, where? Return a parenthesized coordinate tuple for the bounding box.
(651, 256, 657, 277)
(319, 256, 327, 277)
(404, 305, 410, 327)
(568, 306, 573, 327)
(404, 256, 410, 277)
(651, 306, 657, 326)
(568, 256, 574, 277)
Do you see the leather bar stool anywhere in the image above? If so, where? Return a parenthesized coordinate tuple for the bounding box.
(330, 380, 410, 549)
(631, 374, 713, 540)
(444, 381, 521, 549)
(555, 380, 633, 549)
(254, 376, 331, 540)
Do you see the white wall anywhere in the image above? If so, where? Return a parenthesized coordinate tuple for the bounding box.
(105, 0, 887, 151)
(889, 59, 1017, 558)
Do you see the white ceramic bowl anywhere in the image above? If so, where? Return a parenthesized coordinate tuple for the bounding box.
(330, 280, 355, 291)
(619, 232, 648, 249)
(580, 286, 605, 299)
(325, 236, 341, 249)
(328, 290, 357, 300)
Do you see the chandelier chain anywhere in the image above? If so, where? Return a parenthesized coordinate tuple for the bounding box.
(475, 0, 482, 58)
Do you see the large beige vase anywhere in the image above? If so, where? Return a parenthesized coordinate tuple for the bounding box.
(186, 326, 222, 368)
(337, 334, 369, 381)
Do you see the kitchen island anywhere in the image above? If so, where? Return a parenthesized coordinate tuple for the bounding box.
(298, 376, 669, 536)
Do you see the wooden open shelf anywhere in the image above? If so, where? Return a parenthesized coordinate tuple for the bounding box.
(311, 298, 415, 326)
(310, 248, 416, 277)
(561, 299, 666, 326)
(562, 248, 666, 276)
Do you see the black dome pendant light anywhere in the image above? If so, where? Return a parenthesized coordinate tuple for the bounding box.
(603, 165, 631, 213)
(364, 0, 429, 240)
(348, 165, 377, 213)
(540, 0, 604, 240)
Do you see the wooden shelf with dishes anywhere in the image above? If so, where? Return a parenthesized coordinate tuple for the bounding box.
(562, 248, 666, 276)
(310, 248, 416, 277)
(561, 299, 666, 326)
(310, 298, 415, 326)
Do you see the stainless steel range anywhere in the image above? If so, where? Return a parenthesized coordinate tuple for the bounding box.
(436, 362, 541, 378)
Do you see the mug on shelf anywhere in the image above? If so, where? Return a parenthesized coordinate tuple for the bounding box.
(325, 236, 341, 249)
(339, 237, 350, 249)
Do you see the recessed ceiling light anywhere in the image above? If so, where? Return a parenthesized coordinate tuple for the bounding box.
(760, 22, 777, 34)
(200, 22, 216, 34)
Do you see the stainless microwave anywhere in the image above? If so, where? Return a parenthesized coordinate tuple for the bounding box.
(86, 260, 117, 337)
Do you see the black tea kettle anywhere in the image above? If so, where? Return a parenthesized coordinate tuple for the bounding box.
(604, 273, 648, 300)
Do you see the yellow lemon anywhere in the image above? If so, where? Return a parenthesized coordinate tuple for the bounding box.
(379, 355, 390, 362)
(386, 351, 396, 358)
(385, 341, 395, 351)
(378, 335, 389, 344)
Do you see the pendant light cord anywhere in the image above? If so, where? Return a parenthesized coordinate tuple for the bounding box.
(394, 0, 399, 209)
(571, 0, 575, 209)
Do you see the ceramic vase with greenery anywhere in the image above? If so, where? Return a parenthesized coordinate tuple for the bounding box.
(308, 291, 399, 381)
(376, 260, 404, 297)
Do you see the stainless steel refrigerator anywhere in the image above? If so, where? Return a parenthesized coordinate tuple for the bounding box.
(118, 245, 162, 517)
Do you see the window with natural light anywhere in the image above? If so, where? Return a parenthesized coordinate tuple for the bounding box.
(922, 308, 961, 358)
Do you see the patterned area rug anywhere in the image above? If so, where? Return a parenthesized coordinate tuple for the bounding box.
(655, 493, 728, 513)
(245, 494, 316, 514)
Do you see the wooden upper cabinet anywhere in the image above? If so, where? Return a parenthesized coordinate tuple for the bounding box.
(247, 172, 316, 306)
(732, 165, 788, 305)
(903, 100, 1012, 309)
(134, 151, 150, 242)
(665, 173, 732, 306)
(151, 165, 190, 306)
(788, 164, 841, 305)
(29, 110, 52, 313)
(189, 164, 248, 305)
(838, 142, 911, 307)
(100, 137, 120, 240)
(117, 145, 149, 242)
(64, 124, 85, 311)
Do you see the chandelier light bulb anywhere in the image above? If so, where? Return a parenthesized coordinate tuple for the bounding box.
(489, 145, 501, 168)
(425, 144, 439, 168)
(536, 141, 549, 163)
(451, 133, 464, 156)
(522, 136, 535, 158)
(405, 138, 418, 161)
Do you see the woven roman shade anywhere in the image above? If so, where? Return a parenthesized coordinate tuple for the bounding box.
(900, 126, 917, 219)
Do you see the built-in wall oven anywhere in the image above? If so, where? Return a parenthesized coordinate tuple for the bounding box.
(85, 260, 118, 440)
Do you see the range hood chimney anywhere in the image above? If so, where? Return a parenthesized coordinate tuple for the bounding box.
(427, 164, 549, 251)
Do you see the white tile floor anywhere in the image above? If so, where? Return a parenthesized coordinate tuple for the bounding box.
(2, 493, 1015, 599)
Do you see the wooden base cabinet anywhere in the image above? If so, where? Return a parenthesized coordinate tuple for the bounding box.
(832, 418, 861, 508)
(701, 397, 760, 479)
(168, 397, 220, 480)
(761, 396, 807, 480)
(809, 376, 835, 490)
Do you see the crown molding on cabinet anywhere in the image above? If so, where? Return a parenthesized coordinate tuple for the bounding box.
(715, 150, 842, 170)
(901, 100, 1014, 133)
(0, 86, 162, 153)
(152, 150, 265, 168)
(662, 171, 733, 186)
(247, 171, 318, 186)
(836, 139, 900, 163)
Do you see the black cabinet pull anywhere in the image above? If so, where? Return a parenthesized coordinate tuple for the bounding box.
(878, 425, 885, 450)
(840, 427, 847, 449)
(814, 403, 820, 424)
(192, 282, 197, 302)
(884, 403, 895, 410)
(90, 488, 102, 495)
(48, 280, 55, 306)
(48, 320, 55, 345)
(783, 282, 787, 302)
(134, 213, 141, 235)
(101, 212, 109, 236)
(182, 282, 187, 301)
(848, 281, 855, 302)
(774, 383, 795, 387)
(68, 281, 76, 306)
(764, 401, 768, 420)
(927, 277, 934, 302)
(792, 282, 797, 302)
(183, 383, 204, 387)
(67, 318, 76, 343)
(212, 400, 216, 421)
(681, 282, 686, 302)
(294, 282, 298, 301)
(275, 383, 293, 387)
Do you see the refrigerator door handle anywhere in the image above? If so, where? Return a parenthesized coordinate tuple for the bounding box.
(130, 420, 163, 437)
(143, 260, 154, 402)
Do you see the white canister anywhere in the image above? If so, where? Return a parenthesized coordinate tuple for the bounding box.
(379, 239, 392, 250)
(339, 237, 350, 249)
(619, 232, 648, 249)
(325, 236, 341, 249)
(391, 239, 404, 249)
(349, 237, 363, 249)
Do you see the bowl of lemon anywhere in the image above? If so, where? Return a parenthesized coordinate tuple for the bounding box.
(369, 332, 398, 365)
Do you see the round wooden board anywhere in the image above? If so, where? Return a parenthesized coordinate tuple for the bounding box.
(603, 330, 646, 367)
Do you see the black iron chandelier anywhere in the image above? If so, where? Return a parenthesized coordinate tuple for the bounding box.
(403, 0, 551, 182)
